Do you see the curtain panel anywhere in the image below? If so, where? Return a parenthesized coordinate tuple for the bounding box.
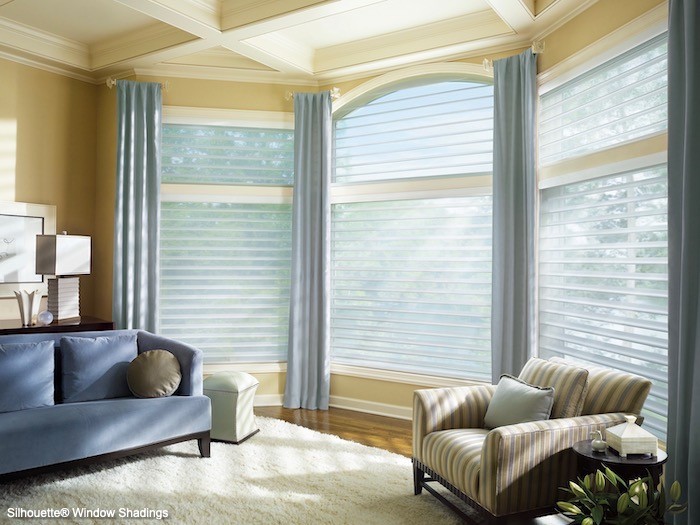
(113, 80, 162, 331)
(490, 50, 537, 383)
(667, 1, 700, 523)
(283, 92, 332, 410)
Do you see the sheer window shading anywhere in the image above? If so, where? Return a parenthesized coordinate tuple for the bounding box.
(159, 123, 293, 363)
(334, 81, 493, 184)
(539, 166, 668, 438)
(332, 197, 492, 381)
(162, 124, 293, 185)
(540, 34, 667, 165)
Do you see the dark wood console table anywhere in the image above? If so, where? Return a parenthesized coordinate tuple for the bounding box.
(0, 316, 114, 335)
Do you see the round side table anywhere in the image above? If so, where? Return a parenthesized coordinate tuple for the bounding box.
(573, 439, 667, 486)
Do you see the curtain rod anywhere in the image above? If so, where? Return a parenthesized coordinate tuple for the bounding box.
(284, 86, 341, 101)
(483, 41, 545, 72)
(106, 77, 170, 91)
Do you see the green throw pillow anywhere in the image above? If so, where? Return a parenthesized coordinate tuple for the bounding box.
(483, 374, 555, 429)
(127, 350, 182, 398)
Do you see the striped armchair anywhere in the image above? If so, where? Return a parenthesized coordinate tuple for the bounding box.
(412, 358, 652, 522)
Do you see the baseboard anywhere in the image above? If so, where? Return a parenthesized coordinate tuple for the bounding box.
(254, 394, 284, 406)
(253, 394, 412, 421)
(329, 395, 411, 421)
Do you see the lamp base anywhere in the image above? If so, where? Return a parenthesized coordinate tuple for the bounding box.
(47, 277, 81, 321)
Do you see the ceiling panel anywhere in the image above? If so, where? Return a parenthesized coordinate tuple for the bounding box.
(277, 0, 491, 49)
(0, 0, 161, 44)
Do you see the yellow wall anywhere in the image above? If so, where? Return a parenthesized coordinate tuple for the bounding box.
(0, 58, 97, 319)
(1, 0, 666, 407)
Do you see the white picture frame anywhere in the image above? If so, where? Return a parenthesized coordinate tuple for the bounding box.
(0, 201, 57, 298)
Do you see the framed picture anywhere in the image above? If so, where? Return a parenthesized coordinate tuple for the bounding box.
(0, 202, 57, 298)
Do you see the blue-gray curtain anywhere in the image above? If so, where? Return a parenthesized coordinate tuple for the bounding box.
(490, 50, 537, 383)
(283, 92, 332, 410)
(113, 80, 162, 331)
(667, 1, 700, 523)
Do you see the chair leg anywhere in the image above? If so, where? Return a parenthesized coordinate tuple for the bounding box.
(198, 434, 211, 458)
(413, 461, 424, 495)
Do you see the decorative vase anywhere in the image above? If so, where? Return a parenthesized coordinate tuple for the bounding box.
(14, 289, 42, 326)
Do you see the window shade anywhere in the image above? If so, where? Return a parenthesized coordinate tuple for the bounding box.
(334, 81, 493, 184)
(159, 201, 292, 362)
(331, 196, 492, 381)
(538, 166, 668, 438)
(159, 122, 293, 363)
(540, 33, 667, 165)
(162, 124, 294, 185)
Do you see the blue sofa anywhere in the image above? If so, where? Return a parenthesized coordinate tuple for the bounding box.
(0, 329, 211, 480)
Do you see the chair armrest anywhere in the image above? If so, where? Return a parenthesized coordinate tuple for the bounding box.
(479, 413, 630, 516)
(412, 385, 496, 460)
(136, 331, 204, 396)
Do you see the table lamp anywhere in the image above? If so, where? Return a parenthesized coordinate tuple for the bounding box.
(35, 232, 91, 320)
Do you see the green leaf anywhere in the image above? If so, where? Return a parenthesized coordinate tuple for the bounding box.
(591, 505, 604, 524)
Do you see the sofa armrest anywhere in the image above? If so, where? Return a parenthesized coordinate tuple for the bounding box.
(136, 331, 203, 396)
(478, 412, 630, 516)
(413, 385, 496, 460)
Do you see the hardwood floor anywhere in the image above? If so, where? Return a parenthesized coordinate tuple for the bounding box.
(254, 406, 413, 457)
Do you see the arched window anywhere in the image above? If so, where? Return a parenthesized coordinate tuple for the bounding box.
(331, 78, 494, 381)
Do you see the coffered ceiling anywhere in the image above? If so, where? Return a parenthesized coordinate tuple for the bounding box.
(0, 0, 597, 85)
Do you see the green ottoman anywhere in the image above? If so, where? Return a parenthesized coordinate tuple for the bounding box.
(203, 372, 260, 444)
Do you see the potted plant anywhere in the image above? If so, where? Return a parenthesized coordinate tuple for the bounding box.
(556, 466, 687, 524)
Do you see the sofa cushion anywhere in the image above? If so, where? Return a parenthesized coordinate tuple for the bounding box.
(549, 357, 652, 415)
(518, 358, 589, 418)
(422, 428, 489, 500)
(0, 396, 211, 475)
(484, 374, 554, 429)
(61, 334, 138, 403)
(127, 349, 182, 398)
(0, 340, 54, 413)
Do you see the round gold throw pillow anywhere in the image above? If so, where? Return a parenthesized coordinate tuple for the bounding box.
(127, 349, 182, 398)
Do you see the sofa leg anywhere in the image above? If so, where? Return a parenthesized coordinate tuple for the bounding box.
(413, 461, 424, 495)
(198, 434, 211, 458)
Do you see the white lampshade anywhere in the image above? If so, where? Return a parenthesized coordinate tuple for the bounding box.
(36, 233, 91, 276)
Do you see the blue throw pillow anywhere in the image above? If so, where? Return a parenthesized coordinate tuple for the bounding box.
(0, 340, 55, 413)
(61, 335, 138, 403)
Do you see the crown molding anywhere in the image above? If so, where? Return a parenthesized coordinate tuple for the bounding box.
(531, 0, 602, 42)
(133, 63, 317, 85)
(0, 16, 89, 69)
(0, 47, 95, 83)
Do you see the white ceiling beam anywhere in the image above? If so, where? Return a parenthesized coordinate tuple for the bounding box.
(91, 25, 197, 70)
(216, 0, 385, 75)
(485, 0, 535, 33)
(113, 0, 221, 39)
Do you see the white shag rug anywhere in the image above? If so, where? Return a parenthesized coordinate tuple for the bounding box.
(0, 417, 461, 525)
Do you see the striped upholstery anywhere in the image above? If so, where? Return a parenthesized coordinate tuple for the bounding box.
(412, 385, 495, 461)
(422, 429, 489, 500)
(549, 357, 652, 415)
(479, 413, 629, 515)
(518, 358, 589, 418)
